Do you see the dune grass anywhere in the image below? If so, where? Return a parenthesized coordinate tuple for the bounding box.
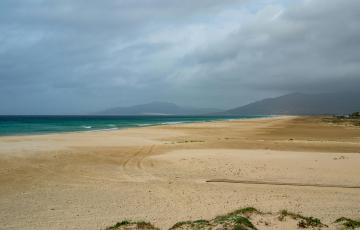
(106, 220, 159, 230)
(323, 113, 360, 127)
(335, 217, 360, 229)
(156, 207, 259, 230)
(105, 207, 358, 229)
(278, 210, 327, 228)
(169, 219, 211, 229)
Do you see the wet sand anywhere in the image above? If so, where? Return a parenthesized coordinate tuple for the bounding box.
(0, 116, 360, 229)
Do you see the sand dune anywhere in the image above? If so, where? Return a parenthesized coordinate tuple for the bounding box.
(0, 116, 360, 229)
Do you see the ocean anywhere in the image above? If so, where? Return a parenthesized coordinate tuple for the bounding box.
(0, 115, 263, 136)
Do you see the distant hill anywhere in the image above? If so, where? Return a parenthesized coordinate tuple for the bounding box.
(223, 92, 360, 115)
(96, 102, 222, 115)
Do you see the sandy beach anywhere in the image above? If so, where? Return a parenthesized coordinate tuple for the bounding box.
(1, 116, 360, 229)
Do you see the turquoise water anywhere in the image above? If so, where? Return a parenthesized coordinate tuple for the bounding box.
(0, 115, 262, 136)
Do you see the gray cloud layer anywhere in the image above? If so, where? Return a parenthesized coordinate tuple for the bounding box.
(0, 0, 359, 114)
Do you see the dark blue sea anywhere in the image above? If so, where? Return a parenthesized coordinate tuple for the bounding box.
(0, 115, 265, 136)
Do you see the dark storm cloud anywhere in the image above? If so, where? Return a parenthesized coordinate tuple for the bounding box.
(180, 0, 360, 94)
(0, 0, 359, 114)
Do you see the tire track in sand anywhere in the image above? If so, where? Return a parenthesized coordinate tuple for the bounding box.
(206, 179, 360, 189)
(137, 145, 155, 169)
(121, 145, 157, 181)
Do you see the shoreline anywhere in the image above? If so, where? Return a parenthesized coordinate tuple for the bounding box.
(0, 115, 281, 139)
(1, 115, 360, 229)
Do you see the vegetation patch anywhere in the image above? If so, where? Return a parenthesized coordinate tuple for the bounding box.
(323, 112, 360, 127)
(176, 140, 205, 144)
(169, 220, 210, 229)
(278, 210, 327, 228)
(335, 217, 360, 229)
(215, 207, 262, 221)
(169, 207, 258, 230)
(106, 220, 159, 230)
(105, 208, 359, 229)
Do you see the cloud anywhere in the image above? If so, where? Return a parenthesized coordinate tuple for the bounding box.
(180, 0, 360, 92)
(0, 0, 359, 114)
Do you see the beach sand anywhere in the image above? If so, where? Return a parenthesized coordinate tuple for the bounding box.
(0, 116, 360, 229)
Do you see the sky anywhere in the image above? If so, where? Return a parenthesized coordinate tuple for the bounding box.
(0, 0, 359, 114)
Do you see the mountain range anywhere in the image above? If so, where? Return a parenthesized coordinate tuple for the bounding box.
(96, 102, 221, 115)
(223, 91, 360, 115)
(96, 92, 360, 116)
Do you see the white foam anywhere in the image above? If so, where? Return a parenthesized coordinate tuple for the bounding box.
(160, 121, 184, 125)
(137, 123, 152, 127)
